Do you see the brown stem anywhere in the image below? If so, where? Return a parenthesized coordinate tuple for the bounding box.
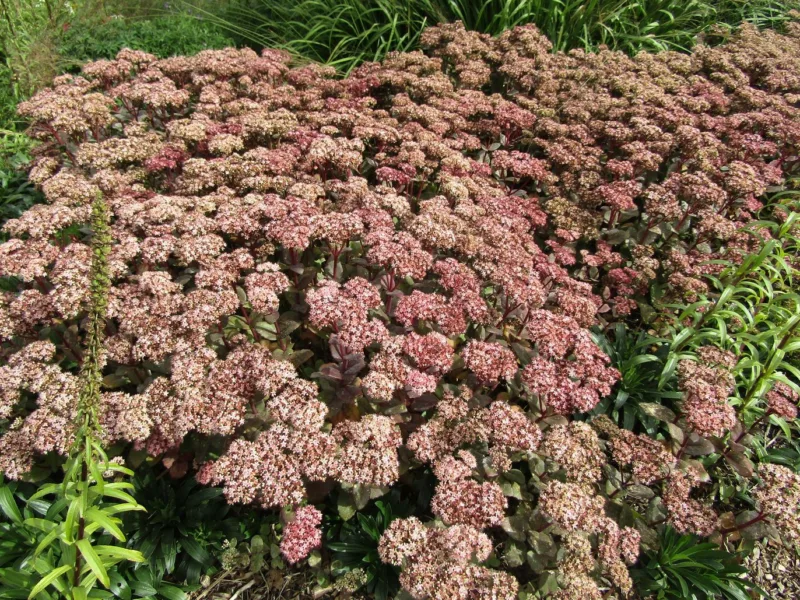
(674, 434, 691, 461)
(496, 297, 521, 326)
(274, 320, 287, 351)
(735, 412, 769, 444)
(638, 217, 662, 244)
(719, 512, 766, 535)
(331, 245, 341, 280)
(241, 306, 261, 342)
(609, 477, 629, 499)
(58, 329, 84, 366)
(608, 208, 619, 229)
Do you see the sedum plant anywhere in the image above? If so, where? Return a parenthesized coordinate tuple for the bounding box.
(2, 17, 800, 599)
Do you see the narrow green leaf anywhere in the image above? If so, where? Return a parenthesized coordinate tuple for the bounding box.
(27, 565, 71, 600)
(84, 508, 125, 542)
(102, 503, 146, 516)
(96, 488, 137, 505)
(23, 518, 58, 533)
(72, 586, 88, 600)
(180, 537, 213, 566)
(27, 484, 61, 503)
(33, 524, 61, 557)
(0, 486, 22, 525)
(64, 496, 82, 544)
(93, 545, 146, 563)
(76, 538, 110, 588)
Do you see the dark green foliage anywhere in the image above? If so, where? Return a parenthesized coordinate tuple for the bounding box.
(0, 469, 145, 599)
(114, 567, 191, 600)
(0, 136, 42, 233)
(0, 469, 248, 600)
(0, 476, 59, 599)
(122, 470, 242, 585)
(326, 492, 414, 600)
(591, 324, 682, 431)
(199, 0, 442, 73)
(443, 0, 717, 51)
(0, 64, 40, 233)
(197, 0, 800, 73)
(0, 65, 23, 131)
(58, 15, 234, 68)
(631, 527, 766, 600)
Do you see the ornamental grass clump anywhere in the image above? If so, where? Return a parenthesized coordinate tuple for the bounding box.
(1, 18, 800, 598)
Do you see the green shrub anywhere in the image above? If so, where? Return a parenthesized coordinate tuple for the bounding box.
(325, 494, 411, 600)
(58, 14, 235, 68)
(0, 129, 40, 234)
(198, 0, 442, 73)
(122, 470, 243, 585)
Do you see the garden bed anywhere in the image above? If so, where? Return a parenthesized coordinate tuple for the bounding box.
(0, 9, 799, 600)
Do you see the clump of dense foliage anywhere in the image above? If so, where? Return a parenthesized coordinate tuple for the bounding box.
(1, 18, 800, 598)
(58, 15, 235, 68)
(207, 0, 800, 73)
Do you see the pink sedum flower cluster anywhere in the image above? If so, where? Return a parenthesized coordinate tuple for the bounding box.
(379, 517, 518, 600)
(280, 505, 323, 564)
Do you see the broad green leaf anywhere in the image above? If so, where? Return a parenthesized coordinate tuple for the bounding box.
(108, 571, 131, 600)
(180, 537, 212, 566)
(156, 585, 188, 600)
(337, 493, 357, 521)
(638, 402, 676, 423)
(72, 586, 88, 600)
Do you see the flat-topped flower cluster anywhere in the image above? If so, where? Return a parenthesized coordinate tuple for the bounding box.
(2, 18, 800, 598)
